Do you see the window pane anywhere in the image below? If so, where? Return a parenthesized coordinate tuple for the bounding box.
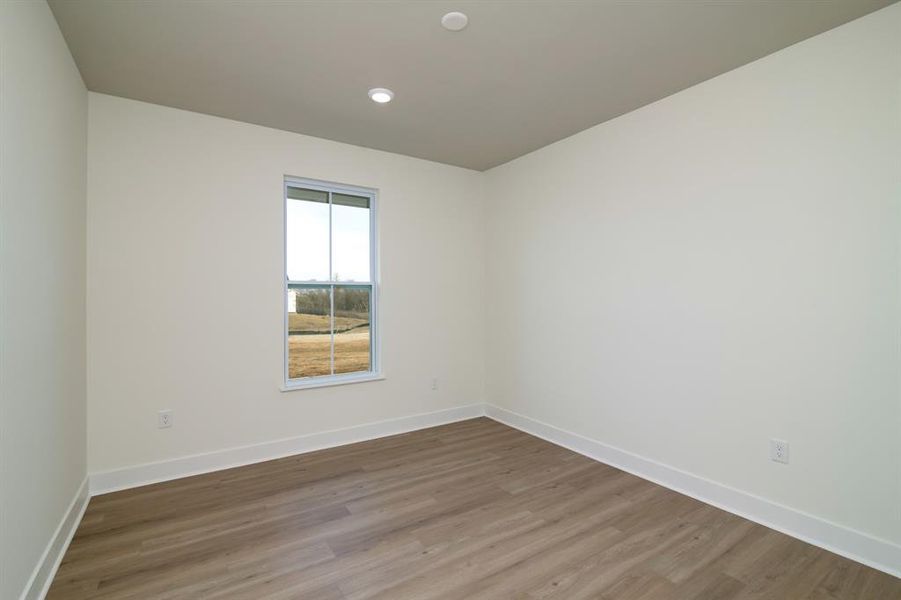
(287, 285, 332, 379)
(333, 285, 371, 375)
(331, 195, 370, 282)
(286, 187, 329, 281)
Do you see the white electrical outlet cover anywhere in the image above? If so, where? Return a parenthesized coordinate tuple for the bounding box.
(770, 439, 789, 464)
(158, 409, 173, 428)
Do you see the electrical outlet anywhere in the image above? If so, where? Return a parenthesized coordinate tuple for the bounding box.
(770, 439, 789, 464)
(431, 378, 438, 391)
(158, 409, 174, 429)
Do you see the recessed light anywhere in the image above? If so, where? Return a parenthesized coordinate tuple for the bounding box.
(441, 11, 468, 32)
(368, 88, 394, 104)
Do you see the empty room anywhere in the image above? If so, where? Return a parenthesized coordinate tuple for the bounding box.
(2, 0, 900, 598)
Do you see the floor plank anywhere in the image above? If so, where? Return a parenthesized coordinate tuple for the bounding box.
(47, 418, 901, 599)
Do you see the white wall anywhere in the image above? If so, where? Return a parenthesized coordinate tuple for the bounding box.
(0, 1, 88, 598)
(87, 93, 486, 473)
(484, 3, 901, 547)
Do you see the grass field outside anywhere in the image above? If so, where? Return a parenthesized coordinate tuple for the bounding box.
(288, 312, 368, 335)
(288, 311, 370, 378)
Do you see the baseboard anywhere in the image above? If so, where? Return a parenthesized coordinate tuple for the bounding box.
(90, 403, 486, 495)
(484, 404, 901, 579)
(84, 401, 900, 578)
(19, 476, 90, 600)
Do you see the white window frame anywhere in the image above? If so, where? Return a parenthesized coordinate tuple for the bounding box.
(282, 176, 381, 391)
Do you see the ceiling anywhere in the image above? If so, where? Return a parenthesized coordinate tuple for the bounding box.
(49, 0, 895, 171)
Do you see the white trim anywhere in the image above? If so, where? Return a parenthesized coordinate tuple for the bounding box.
(328, 188, 334, 373)
(281, 372, 385, 391)
(19, 477, 90, 600)
(283, 176, 380, 389)
(484, 404, 901, 579)
(89, 403, 485, 496)
(79, 402, 900, 580)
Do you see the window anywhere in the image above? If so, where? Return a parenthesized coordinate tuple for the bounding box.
(284, 177, 379, 388)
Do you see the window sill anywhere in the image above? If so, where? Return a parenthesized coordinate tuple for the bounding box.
(281, 372, 385, 392)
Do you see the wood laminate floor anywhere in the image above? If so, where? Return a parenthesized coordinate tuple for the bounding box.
(48, 418, 900, 599)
